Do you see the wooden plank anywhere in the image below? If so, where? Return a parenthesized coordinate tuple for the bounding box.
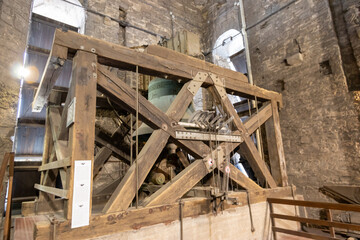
(21, 199, 65, 216)
(33, 187, 293, 240)
(59, 169, 67, 189)
(142, 160, 208, 207)
(3, 152, 14, 240)
(48, 107, 69, 161)
(243, 102, 272, 135)
(268, 198, 360, 212)
(34, 184, 68, 199)
(272, 227, 337, 240)
(52, 29, 282, 104)
(208, 81, 277, 188)
(103, 130, 170, 213)
(65, 50, 98, 220)
(218, 164, 262, 191)
(268, 100, 288, 186)
(38, 157, 70, 171)
(93, 147, 112, 177)
(32, 44, 68, 112)
(95, 135, 130, 164)
(271, 213, 360, 231)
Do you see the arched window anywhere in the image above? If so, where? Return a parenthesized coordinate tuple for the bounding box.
(212, 29, 247, 74)
(32, 0, 86, 33)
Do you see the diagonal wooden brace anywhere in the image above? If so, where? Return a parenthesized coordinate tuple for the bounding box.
(208, 73, 277, 188)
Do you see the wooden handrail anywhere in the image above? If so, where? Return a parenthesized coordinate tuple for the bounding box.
(268, 198, 360, 240)
(268, 198, 360, 212)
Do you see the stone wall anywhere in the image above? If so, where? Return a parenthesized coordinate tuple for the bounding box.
(0, 0, 31, 160)
(0, 0, 31, 221)
(85, 0, 204, 47)
(202, 0, 360, 204)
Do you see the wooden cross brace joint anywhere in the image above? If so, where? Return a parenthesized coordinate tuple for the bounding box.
(186, 72, 208, 95)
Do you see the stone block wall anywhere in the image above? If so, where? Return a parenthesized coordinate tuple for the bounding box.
(202, 0, 360, 204)
(0, 0, 31, 161)
(85, 0, 204, 47)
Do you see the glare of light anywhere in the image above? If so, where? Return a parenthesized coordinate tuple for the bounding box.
(19, 67, 30, 79)
(10, 63, 30, 79)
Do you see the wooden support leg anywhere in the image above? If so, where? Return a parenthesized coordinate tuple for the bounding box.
(65, 51, 97, 221)
(265, 100, 288, 187)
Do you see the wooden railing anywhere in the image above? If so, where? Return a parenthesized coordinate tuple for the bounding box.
(268, 198, 360, 240)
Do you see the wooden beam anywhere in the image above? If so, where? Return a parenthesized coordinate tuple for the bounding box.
(272, 227, 337, 240)
(95, 134, 130, 164)
(266, 101, 288, 187)
(102, 72, 209, 213)
(271, 213, 360, 231)
(21, 199, 64, 216)
(34, 184, 68, 199)
(93, 147, 112, 177)
(243, 102, 272, 135)
(142, 160, 208, 207)
(145, 45, 282, 104)
(208, 77, 277, 188)
(52, 29, 282, 104)
(33, 187, 293, 240)
(65, 51, 98, 220)
(38, 157, 70, 171)
(48, 107, 69, 161)
(32, 44, 68, 112)
(103, 130, 170, 213)
(218, 164, 262, 191)
(97, 66, 209, 159)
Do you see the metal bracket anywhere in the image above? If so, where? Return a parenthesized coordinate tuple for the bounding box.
(202, 145, 226, 172)
(187, 72, 208, 95)
(175, 131, 242, 142)
(209, 73, 227, 99)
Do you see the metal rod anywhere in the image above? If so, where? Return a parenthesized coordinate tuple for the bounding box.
(179, 200, 184, 240)
(246, 190, 256, 232)
(130, 114, 133, 207)
(135, 66, 139, 209)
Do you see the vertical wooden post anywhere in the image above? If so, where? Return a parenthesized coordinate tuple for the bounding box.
(265, 100, 288, 187)
(64, 51, 97, 222)
(3, 152, 14, 240)
(326, 209, 335, 237)
(39, 108, 56, 201)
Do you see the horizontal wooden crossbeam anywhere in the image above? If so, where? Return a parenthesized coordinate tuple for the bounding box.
(38, 158, 70, 171)
(34, 184, 68, 199)
(32, 29, 282, 113)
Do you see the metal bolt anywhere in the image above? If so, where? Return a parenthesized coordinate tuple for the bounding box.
(91, 48, 96, 53)
(93, 73, 97, 79)
(80, 45, 84, 50)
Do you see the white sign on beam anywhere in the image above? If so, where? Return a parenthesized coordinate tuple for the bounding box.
(71, 160, 91, 229)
